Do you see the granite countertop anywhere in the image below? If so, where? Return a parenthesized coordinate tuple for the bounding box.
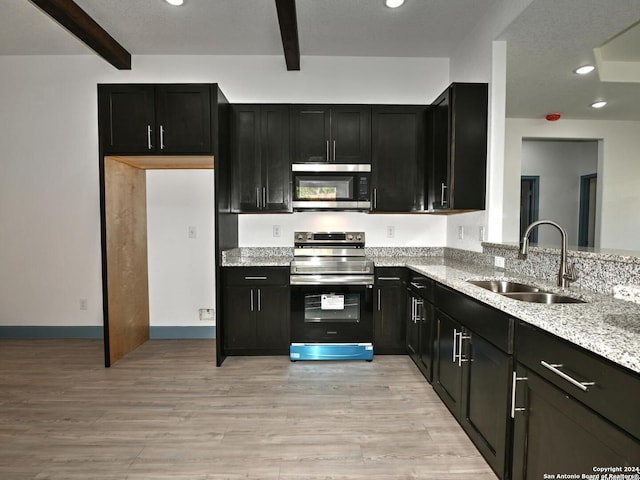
(405, 258, 640, 375)
(221, 248, 640, 374)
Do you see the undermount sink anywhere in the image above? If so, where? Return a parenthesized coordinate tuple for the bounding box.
(467, 279, 587, 304)
(467, 280, 541, 293)
(501, 292, 586, 304)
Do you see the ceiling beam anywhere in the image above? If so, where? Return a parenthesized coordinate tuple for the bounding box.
(275, 0, 300, 71)
(29, 0, 131, 70)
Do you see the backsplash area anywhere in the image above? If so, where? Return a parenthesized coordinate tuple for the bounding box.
(483, 243, 640, 297)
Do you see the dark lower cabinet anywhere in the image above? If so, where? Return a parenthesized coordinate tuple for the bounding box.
(98, 84, 212, 155)
(461, 333, 512, 479)
(373, 268, 407, 354)
(433, 309, 463, 413)
(512, 366, 640, 480)
(406, 272, 435, 381)
(222, 267, 289, 355)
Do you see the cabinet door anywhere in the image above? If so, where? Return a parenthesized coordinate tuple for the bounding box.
(406, 293, 421, 361)
(231, 105, 262, 211)
(374, 277, 406, 354)
(223, 286, 257, 350)
(256, 285, 290, 353)
(331, 106, 371, 164)
(260, 106, 291, 211)
(155, 84, 211, 154)
(372, 106, 426, 211)
(292, 106, 331, 162)
(99, 85, 155, 154)
(418, 301, 434, 382)
(461, 333, 512, 479)
(512, 367, 640, 480)
(430, 91, 450, 209)
(433, 309, 462, 417)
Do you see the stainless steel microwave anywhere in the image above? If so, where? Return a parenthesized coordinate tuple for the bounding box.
(291, 164, 371, 211)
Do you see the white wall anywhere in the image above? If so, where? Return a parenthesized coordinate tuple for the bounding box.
(521, 140, 598, 246)
(504, 118, 640, 250)
(238, 213, 446, 247)
(0, 54, 450, 329)
(146, 170, 215, 327)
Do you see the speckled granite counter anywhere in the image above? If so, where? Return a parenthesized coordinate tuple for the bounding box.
(405, 258, 640, 375)
(221, 247, 640, 374)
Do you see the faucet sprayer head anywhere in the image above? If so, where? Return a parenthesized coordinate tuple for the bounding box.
(518, 237, 529, 259)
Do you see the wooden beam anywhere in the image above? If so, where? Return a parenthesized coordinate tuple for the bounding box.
(29, 0, 131, 70)
(275, 0, 300, 71)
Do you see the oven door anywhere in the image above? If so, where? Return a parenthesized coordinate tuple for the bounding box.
(290, 283, 374, 343)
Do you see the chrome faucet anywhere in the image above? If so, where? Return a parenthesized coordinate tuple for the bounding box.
(519, 220, 578, 289)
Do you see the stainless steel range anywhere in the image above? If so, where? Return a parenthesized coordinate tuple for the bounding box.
(289, 232, 375, 361)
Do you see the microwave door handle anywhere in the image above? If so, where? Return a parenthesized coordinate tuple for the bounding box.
(326, 140, 330, 162)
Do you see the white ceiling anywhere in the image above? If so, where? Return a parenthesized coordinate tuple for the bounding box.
(2, 0, 640, 120)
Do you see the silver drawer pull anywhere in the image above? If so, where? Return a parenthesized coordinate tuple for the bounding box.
(378, 277, 401, 281)
(244, 276, 268, 280)
(410, 282, 426, 289)
(540, 361, 595, 392)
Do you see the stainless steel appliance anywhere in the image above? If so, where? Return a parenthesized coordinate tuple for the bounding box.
(291, 164, 371, 211)
(290, 231, 374, 361)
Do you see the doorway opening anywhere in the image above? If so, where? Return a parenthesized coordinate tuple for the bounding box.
(520, 176, 539, 243)
(578, 173, 597, 247)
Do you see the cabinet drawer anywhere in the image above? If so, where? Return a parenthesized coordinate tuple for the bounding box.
(435, 284, 513, 353)
(375, 267, 407, 285)
(223, 267, 289, 286)
(407, 272, 434, 302)
(516, 320, 640, 440)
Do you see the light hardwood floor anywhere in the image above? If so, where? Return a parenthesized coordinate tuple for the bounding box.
(0, 340, 498, 480)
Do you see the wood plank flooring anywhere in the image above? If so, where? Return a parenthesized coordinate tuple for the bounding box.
(0, 340, 498, 480)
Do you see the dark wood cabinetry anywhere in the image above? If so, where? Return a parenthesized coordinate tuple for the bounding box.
(222, 267, 289, 355)
(371, 106, 428, 211)
(373, 268, 407, 354)
(512, 320, 640, 479)
(406, 272, 435, 381)
(432, 283, 513, 479)
(429, 83, 488, 211)
(230, 105, 291, 212)
(292, 105, 371, 163)
(99, 84, 212, 155)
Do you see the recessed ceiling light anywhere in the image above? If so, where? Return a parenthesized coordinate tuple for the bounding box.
(575, 65, 595, 75)
(591, 101, 607, 109)
(385, 0, 405, 8)
(165, 0, 184, 5)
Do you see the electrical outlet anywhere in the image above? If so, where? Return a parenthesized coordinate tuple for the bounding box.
(494, 256, 506, 269)
(479, 226, 485, 242)
(199, 308, 215, 321)
(458, 226, 464, 240)
(273, 225, 281, 237)
(387, 226, 395, 238)
(79, 298, 88, 310)
(188, 226, 197, 239)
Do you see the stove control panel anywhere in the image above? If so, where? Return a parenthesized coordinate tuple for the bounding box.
(294, 232, 365, 245)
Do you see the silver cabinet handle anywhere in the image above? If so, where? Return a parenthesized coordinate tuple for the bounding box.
(326, 140, 330, 162)
(452, 328, 458, 363)
(540, 361, 595, 391)
(378, 277, 401, 281)
(147, 125, 153, 150)
(244, 276, 268, 280)
(410, 282, 426, 289)
(160, 125, 165, 150)
(250, 289, 254, 312)
(415, 299, 423, 323)
(262, 187, 266, 209)
(377, 290, 381, 311)
(257, 288, 261, 312)
(441, 182, 448, 206)
(511, 371, 528, 418)
(256, 188, 261, 209)
(373, 188, 377, 209)
(457, 332, 471, 366)
(332, 140, 336, 162)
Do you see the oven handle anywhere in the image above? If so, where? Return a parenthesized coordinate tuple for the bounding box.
(290, 275, 375, 286)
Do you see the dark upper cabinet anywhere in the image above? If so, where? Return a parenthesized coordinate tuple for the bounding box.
(99, 84, 211, 155)
(429, 82, 488, 210)
(230, 105, 291, 212)
(371, 106, 427, 211)
(292, 105, 371, 163)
